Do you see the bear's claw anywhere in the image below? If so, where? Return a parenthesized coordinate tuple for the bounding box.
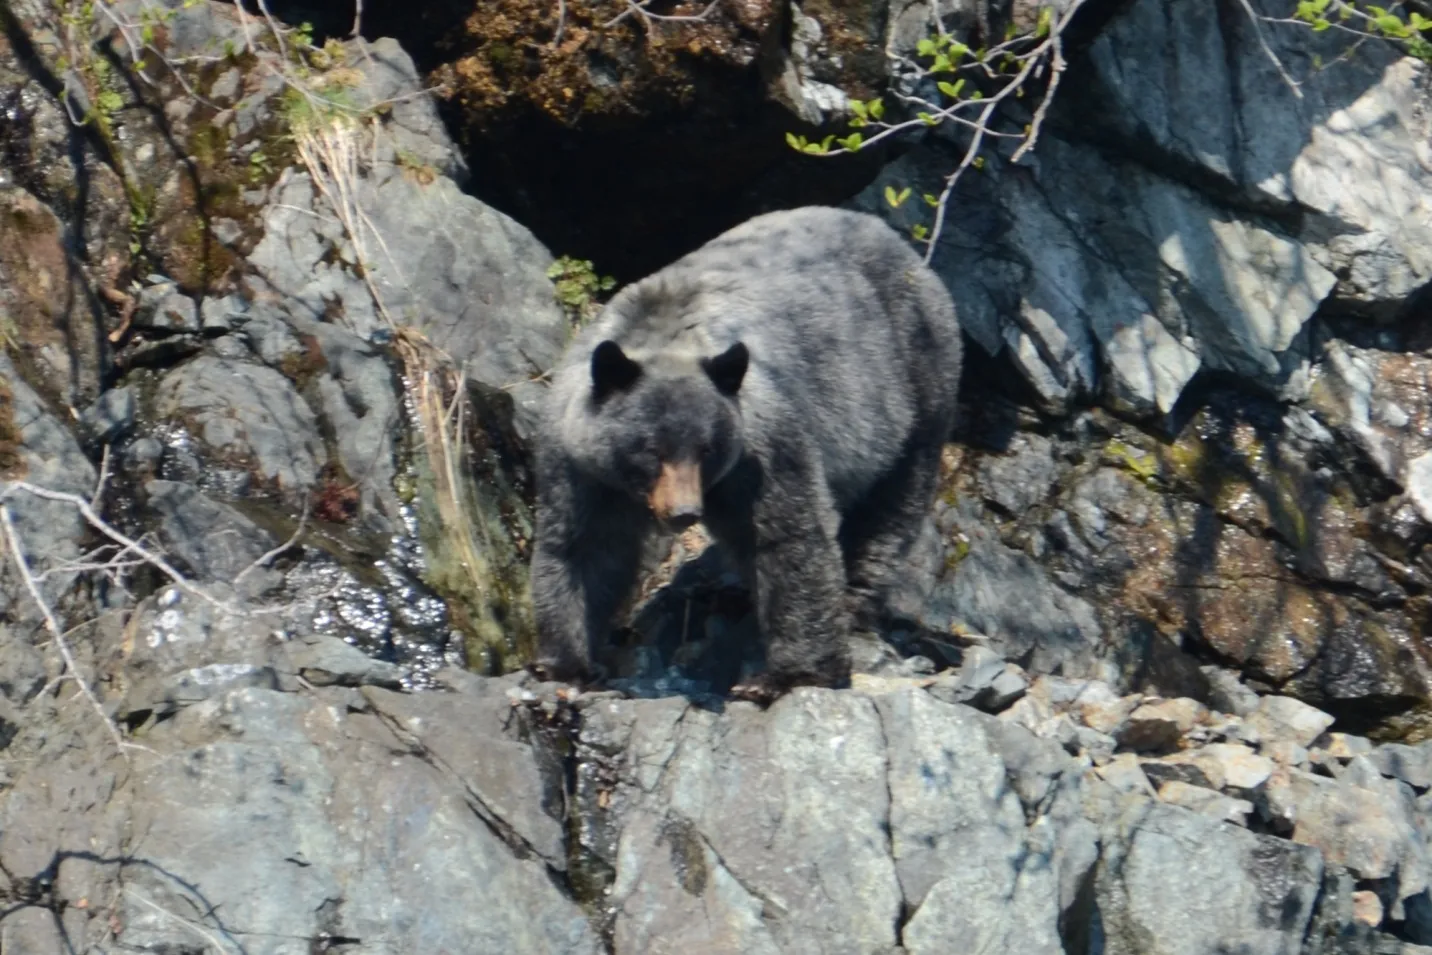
(728, 676, 786, 707)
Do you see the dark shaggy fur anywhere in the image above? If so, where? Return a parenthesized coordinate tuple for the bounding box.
(528, 206, 963, 701)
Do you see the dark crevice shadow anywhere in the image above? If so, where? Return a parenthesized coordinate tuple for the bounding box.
(98, 41, 226, 317)
(0, 4, 117, 400)
(0, 850, 273, 955)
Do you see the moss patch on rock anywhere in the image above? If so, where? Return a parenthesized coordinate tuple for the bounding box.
(0, 377, 27, 479)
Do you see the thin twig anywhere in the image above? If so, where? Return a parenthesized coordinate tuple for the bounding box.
(920, 0, 1087, 261)
(1236, 0, 1305, 99)
(923, 95, 999, 264)
(253, 0, 291, 67)
(91, 444, 112, 512)
(123, 888, 237, 955)
(234, 500, 309, 590)
(0, 503, 127, 756)
(605, 0, 722, 30)
(0, 482, 241, 614)
(36, 556, 150, 582)
(1009, 22, 1068, 164)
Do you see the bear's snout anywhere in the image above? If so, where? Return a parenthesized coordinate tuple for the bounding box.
(648, 460, 703, 529)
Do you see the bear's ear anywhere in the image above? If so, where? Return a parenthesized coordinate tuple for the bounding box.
(702, 342, 748, 397)
(591, 340, 642, 400)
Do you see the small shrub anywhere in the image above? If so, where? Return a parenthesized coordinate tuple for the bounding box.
(547, 256, 616, 326)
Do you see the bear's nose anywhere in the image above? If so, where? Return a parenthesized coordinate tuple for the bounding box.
(664, 508, 701, 531)
(648, 461, 703, 529)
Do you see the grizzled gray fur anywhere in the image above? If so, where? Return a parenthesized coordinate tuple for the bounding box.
(529, 206, 962, 699)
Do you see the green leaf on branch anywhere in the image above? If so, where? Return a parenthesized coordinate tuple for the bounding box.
(1375, 14, 1409, 36)
(937, 79, 966, 99)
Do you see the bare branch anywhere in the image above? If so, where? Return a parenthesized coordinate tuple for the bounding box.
(91, 444, 112, 512)
(553, 0, 568, 46)
(0, 481, 242, 615)
(921, 0, 1087, 260)
(1009, 19, 1069, 164)
(253, 0, 292, 67)
(1236, 0, 1305, 99)
(604, 0, 722, 31)
(923, 94, 999, 264)
(0, 503, 127, 756)
(234, 500, 309, 590)
(123, 888, 238, 954)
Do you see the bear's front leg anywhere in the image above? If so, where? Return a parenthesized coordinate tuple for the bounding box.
(731, 455, 851, 703)
(529, 459, 647, 685)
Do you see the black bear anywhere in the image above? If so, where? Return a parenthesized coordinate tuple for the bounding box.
(528, 206, 962, 701)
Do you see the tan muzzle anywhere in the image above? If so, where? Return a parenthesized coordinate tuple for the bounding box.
(648, 460, 703, 529)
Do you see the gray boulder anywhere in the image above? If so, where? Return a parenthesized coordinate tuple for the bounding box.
(0, 355, 97, 628)
(1092, 799, 1323, 955)
(154, 354, 325, 496)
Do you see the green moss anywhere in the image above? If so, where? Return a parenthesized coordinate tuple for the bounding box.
(190, 123, 230, 168)
(1159, 431, 1207, 484)
(1369, 704, 1432, 744)
(153, 85, 294, 295)
(582, 88, 609, 113)
(0, 378, 25, 479)
(394, 470, 418, 505)
(486, 42, 517, 69)
(1269, 469, 1311, 551)
(1104, 439, 1161, 487)
(411, 445, 536, 675)
(943, 536, 970, 571)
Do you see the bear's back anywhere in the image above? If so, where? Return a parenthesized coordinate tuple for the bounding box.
(548, 207, 961, 504)
(590, 206, 957, 367)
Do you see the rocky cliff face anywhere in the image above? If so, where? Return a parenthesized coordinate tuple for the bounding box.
(3, 0, 1432, 952)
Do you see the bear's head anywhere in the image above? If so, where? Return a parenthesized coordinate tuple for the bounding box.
(575, 339, 748, 529)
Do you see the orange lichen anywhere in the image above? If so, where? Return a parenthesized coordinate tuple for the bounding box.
(311, 464, 360, 524)
(437, 0, 777, 130)
(0, 378, 25, 479)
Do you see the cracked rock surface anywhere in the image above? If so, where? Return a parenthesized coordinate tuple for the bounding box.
(12, 627, 1432, 954)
